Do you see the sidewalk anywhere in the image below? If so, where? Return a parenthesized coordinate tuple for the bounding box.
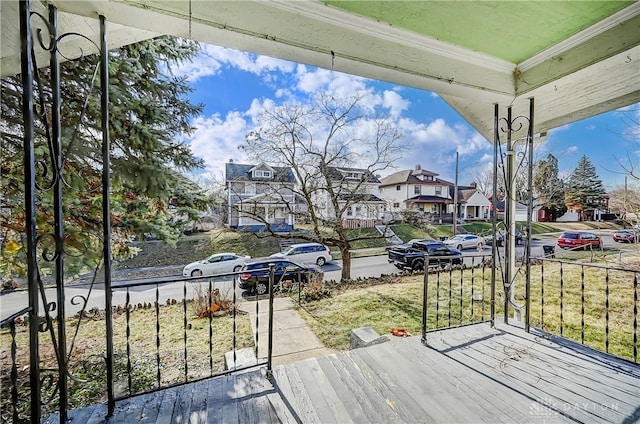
(238, 297, 334, 366)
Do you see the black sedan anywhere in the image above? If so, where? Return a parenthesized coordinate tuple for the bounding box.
(238, 258, 323, 295)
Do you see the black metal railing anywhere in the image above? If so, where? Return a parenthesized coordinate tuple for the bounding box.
(528, 257, 638, 365)
(0, 307, 32, 424)
(108, 268, 273, 400)
(421, 253, 496, 345)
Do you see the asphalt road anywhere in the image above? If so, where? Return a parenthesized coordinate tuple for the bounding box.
(0, 230, 632, 320)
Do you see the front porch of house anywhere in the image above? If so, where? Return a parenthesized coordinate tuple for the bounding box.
(42, 320, 640, 424)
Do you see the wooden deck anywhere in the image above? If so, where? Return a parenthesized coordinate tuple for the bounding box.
(44, 322, 640, 423)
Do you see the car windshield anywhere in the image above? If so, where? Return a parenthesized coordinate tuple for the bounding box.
(449, 236, 464, 241)
(560, 233, 578, 239)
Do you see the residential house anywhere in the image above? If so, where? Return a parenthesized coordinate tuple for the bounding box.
(225, 161, 298, 232)
(379, 165, 453, 221)
(456, 183, 491, 220)
(314, 166, 386, 228)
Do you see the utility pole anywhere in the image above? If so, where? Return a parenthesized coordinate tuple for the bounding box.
(453, 151, 459, 236)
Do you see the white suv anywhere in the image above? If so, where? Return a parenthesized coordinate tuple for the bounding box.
(270, 243, 333, 266)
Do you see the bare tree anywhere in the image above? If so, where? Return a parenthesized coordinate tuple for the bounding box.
(608, 184, 640, 226)
(615, 106, 640, 181)
(243, 93, 405, 280)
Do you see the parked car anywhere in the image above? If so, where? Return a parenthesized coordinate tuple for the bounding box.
(385, 238, 437, 251)
(443, 234, 484, 250)
(270, 242, 333, 266)
(484, 229, 523, 247)
(612, 229, 638, 243)
(557, 231, 602, 250)
(182, 253, 250, 277)
(238, 258, 323, 295)
(388, 241, 462, 271)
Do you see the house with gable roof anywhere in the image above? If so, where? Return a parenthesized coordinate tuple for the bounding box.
(379, 165, 454, 219)
(313, 166, 386, 227)
(457, 183, 491, 220)
(225, 161, 299, 232)
(379, 165, 492, 222)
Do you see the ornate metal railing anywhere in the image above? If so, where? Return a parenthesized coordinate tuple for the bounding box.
(528, 257, 638, 365)
(109, 270, 270, 400)
(420, 253, 496, 345)
(0, 269, 275, 423)
(0, 307, 32, 424)
(13, 1, 113, 422)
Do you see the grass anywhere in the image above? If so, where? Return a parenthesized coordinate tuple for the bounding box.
(0, 297, 253, 419)
(296, 262, 637, 362)
(390, 223, 434, 243)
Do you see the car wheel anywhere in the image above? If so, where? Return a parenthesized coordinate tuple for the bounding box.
(191, 270, 202, 277)
(316, 257, 326, 266)
(412, 260, 424, 272)
(457, 244, 463, 251)
(255, 281, 269, 295)
(233, 265, 242, 272)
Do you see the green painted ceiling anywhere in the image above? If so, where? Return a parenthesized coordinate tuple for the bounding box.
(325, 1, 634, 64)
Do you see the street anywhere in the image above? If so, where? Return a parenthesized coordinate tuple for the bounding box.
(0, 230, 632, 320)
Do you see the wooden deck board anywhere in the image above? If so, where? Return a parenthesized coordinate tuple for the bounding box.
(315, 355, 369, 423)
(392, 337, 528, 424)
(45, 322, 640, 424)
(295, 357, 355, 423)
(324, 353, 401, 423)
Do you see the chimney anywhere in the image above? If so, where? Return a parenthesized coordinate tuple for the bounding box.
(470, 182, 477, 188)
(229, 159, 234, 163)
(415, 164, 421, 170)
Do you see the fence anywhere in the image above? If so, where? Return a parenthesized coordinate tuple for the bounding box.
(0, 269, 276, 423)
(528, 258, 638, 364)
(420, 253, 496, 344)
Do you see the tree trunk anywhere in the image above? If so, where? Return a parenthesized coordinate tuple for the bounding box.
(340, 246, 351, 281)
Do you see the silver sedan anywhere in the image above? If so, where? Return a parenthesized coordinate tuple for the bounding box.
(443, 234, 485, 251)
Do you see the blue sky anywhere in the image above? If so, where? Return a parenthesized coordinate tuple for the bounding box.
(174, 44, 639, 191)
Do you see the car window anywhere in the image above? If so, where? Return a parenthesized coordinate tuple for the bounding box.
(286, 263, 303, 272)
(561, 233, 578, 239)
(208, 256, 222, 263)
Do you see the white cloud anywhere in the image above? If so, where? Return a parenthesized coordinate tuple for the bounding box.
(188, 112, 252, 178)
(171, 45, 295, 82)
(563, 146, 578, 155)
(382, 90, 409, 118)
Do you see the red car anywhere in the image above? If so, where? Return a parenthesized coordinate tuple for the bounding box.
(557, 231, 602, 250)
(613, 229, 638, 243)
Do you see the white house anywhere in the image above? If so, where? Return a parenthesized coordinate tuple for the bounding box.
(457, 185, 491, 220)
(378, 166, 453, 218)
(314, 166, 386, 227)
(225, 161, 298, 232)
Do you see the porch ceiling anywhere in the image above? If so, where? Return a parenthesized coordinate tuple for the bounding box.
(2, 1, 639, 142)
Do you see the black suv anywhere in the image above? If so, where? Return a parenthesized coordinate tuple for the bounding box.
(238, 259, 323, 295)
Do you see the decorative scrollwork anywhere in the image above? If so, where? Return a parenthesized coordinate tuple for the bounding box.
(36, 232, 59, 263)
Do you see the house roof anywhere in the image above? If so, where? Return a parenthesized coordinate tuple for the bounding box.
(337, 193, 385, 203)
(380, 169, 452, 187)
(2, 2, 637, 144)
(328, 167, 381, 184)
(406, 195, 452, 205)
(225, 162, 296, 183)
(458, 189, 479, 203)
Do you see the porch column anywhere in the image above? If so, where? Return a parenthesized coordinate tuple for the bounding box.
(20, 1, 42, 420)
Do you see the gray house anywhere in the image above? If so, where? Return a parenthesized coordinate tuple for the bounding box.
(225, 161, 298, 232)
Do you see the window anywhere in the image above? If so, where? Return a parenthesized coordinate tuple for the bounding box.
(347, 207, 353, 216)
(396, 185, 401, 191)
(393, 202, 400, 208)
(414, 185, 421, 195)
(435, 186, 442, 195)
(253, 170, 272, 178)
